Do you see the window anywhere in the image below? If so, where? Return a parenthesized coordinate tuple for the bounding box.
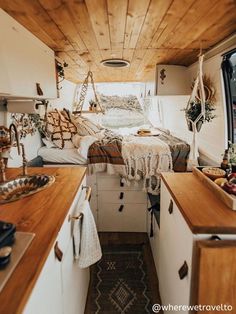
(222, 49, 236, 142)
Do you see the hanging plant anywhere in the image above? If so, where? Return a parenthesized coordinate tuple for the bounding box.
(183, 75, 216, 132)
(184, 101, 216, 131)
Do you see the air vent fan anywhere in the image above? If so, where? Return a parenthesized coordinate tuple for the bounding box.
(100, 59, 130, 68)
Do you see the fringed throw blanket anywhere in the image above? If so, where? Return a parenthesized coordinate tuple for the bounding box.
(122, 136, 173, 195)
(87, 131, 126, 176)
(87, 129, 189, 195)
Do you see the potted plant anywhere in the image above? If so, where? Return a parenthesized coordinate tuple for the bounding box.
(183, 75, 216, 132)
(184, 101, 216, 132)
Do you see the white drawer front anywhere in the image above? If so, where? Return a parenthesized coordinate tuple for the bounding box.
(98, 190, 147, 204)
(149, 215, 160, 275)
(98, 203, 147, 232)
(97, 174, 143, 191)
(159, 182, 193, 313)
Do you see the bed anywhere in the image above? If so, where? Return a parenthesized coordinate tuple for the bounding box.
(38, 133, 189, 171)
(38, 107, 190, 194)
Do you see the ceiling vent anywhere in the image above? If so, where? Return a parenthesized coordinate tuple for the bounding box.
(100, 59, 130, 68)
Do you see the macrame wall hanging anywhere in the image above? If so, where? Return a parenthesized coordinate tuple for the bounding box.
(72, 71, 104, 114)
(185, 54, 206, 170)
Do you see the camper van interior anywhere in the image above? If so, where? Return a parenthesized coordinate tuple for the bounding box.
(0, 1, 236, 313)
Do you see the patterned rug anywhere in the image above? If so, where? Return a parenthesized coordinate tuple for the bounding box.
(88, 244, 155, 313)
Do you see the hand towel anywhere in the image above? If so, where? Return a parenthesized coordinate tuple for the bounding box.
(73, 199, 102, 268)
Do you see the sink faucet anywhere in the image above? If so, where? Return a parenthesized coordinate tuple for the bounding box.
(11, 143, 28, 177)
(0, 124, 27, 182)
(0, 124, 19, 182)
(9, 124, 20, 155)
(20, 143, 27, 176)
(0, 159, 6, 182)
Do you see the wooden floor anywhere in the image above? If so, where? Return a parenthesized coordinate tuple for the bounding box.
(85, 232, 162, 313)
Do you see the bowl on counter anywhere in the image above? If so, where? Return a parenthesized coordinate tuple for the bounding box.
(202, 167, 226, 180)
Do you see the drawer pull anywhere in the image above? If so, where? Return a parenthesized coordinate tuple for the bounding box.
(120, 179, 124, 187)
(168, 200, 173, 214)
(119, 192, 124, 199)
(36, 82, 43, 96)
(54, 241, 63, 262)
(210, 235, 221, 241)
(118, 205, 124, 212)
(178, 261, 188, 280)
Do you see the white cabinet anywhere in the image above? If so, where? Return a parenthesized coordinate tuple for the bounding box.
(23, 177, 90, 314)
(156, 179, 236, 314)
(96, 174, 148, 232)
(98, 202, 147, 232)
(158, 183, 193, 311)
(156, 65, 190, 95)
(61, 237, 89, 314)
(23, 246, 63, 314)
(0, 9, 57, 99)
(148, 213, 160, 274)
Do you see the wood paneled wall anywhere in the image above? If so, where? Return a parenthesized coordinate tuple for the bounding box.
(0, 0, 235, 82)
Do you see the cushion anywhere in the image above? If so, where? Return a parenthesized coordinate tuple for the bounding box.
(72, 134, 98, 159)
(45, 109, 77, 149)
(70, 114, 103, 137)
(42, 137, 57, 149)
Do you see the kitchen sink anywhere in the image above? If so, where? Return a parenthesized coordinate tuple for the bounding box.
(0, 175, 55, 204)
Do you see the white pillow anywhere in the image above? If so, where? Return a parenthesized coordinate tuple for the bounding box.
(71, 115, 103, 136)
(73, 135, 97, 159)
(42, 137, 57, 149)
(72, 134, 82, 148)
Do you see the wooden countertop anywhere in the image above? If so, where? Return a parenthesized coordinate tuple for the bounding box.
(161, 172, 236, 234)
(0, 167, 86, 314)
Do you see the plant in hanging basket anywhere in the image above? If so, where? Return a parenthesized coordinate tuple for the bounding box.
(183, 75, 216, 132)
(185, 101, 216, 122)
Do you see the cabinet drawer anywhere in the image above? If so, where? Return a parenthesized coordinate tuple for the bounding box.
(97, 174, 143, 191)
(57, 177, 86, 254)
(149, 215, 160, 275)
(159, 181, 193, 310)
(23, 241, 63, 314)
(98, 190, 147, 204)
(98, 203, 147, 232)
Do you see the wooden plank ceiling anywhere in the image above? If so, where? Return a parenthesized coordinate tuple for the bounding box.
(0, 0, 236, 83)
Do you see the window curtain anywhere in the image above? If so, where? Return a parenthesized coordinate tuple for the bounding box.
(221, 49, 235, 142)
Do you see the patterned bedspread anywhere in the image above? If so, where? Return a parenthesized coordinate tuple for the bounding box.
(87, 131, 190, 192)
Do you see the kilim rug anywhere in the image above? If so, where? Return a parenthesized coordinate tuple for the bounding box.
(88, 244, 157, 314)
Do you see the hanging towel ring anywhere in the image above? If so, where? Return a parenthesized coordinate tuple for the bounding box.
(72, 71, 104, 115)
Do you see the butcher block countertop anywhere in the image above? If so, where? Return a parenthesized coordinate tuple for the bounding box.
(0, 167, 86, 314)
(162, 172, 236, 234)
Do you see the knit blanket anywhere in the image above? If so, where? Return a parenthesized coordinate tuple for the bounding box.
(122, 136, 173, 194)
